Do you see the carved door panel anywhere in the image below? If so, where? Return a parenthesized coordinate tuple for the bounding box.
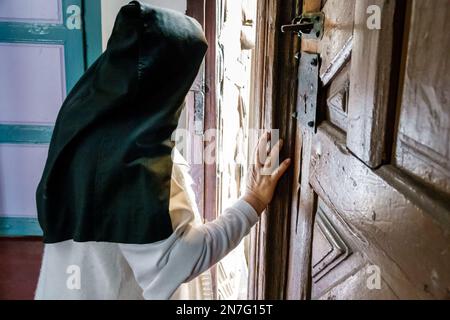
(287, 0, 450, 300)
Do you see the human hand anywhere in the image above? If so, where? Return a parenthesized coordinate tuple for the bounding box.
(243, 131, 291, 215)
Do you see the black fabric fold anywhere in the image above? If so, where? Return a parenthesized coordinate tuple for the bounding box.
(36, 1, 208, 244)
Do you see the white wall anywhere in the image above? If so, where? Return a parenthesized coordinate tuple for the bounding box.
(101, 0, 187, 50)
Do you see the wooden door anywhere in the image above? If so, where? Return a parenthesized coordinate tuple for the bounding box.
(287, 0, 450, 300)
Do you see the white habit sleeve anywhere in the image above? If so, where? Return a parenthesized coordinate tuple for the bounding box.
(119, 199, 259, 299)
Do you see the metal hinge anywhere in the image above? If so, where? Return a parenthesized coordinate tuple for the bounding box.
(281, 12, 324, 40)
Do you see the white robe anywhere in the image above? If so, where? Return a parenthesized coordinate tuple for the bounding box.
(34, 152, 259, 300)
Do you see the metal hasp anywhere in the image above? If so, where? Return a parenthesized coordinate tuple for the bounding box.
(296, 52, 320, 132)
(281, 12, 324, 39)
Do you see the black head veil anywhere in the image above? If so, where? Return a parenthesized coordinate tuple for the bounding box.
(36, 1, 208, 244)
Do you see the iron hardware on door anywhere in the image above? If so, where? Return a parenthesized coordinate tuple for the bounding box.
(281, 12, 324, 40)
(282, 13, 323, 133)
(296, 52, 320, 133)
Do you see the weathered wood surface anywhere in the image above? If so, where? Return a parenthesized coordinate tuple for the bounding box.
(394, 0, 450, 196)
(255, 0, 450, 301)
(248, 0, 300, 300)
(310, 123, 450, 299)
(319, 0, 355, 86)
(285, 0, 321, 301)
(346, 0, 404, 168)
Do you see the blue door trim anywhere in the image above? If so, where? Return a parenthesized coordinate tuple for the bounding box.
(0, 0, 103, 237)
(83, 0, 103, 68)
(0, 124, 54, 144)
(0, 217, 43, 237)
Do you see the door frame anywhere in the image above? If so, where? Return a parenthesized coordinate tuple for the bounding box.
(248, 0, 300, 300)
(186, 0, 218, 297)
(0, 0, 102, 237)
(186, 0, 217, 224)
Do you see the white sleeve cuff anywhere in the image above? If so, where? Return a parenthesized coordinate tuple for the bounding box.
(232, 198, 260, 226)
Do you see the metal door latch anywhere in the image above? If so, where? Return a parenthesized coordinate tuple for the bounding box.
(281, 12, 324, 39)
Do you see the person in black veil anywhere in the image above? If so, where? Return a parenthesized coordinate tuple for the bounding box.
(35, 1, 290, 300)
